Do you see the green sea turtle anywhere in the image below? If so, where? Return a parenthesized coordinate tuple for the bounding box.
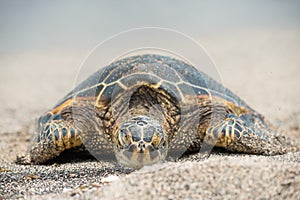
(18, 54, 290, 168)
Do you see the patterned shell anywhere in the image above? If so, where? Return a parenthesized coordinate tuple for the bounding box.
(52, 54, 251, 111)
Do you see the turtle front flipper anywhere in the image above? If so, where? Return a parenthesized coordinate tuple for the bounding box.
(205, 113, 288, 155)
(17, 113, 82, 164)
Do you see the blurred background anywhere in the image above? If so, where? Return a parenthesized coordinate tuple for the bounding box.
(0, 0, 299, 133)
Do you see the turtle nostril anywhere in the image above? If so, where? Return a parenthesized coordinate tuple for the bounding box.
(138, 141, 146, 149)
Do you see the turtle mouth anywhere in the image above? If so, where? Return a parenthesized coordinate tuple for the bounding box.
(115, 115, 168, 168)
(124, 142, 158, 159)
(115, 142, 167, 169)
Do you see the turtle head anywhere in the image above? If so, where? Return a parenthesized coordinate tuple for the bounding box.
(115, 115, 168, 168)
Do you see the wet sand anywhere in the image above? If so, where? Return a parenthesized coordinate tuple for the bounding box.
(0, 30, 299, 199)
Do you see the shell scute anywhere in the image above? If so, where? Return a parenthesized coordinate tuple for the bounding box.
(52, 54, 251, 112)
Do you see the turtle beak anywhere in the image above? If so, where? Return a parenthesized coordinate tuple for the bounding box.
(115, 141, 167, 169)
(126, 141, 149, 154)
(123, 141, 158, 160)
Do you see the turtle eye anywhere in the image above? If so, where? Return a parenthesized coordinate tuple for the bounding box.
(151, 133, 164, 148)
(119, 129, 132, 147)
